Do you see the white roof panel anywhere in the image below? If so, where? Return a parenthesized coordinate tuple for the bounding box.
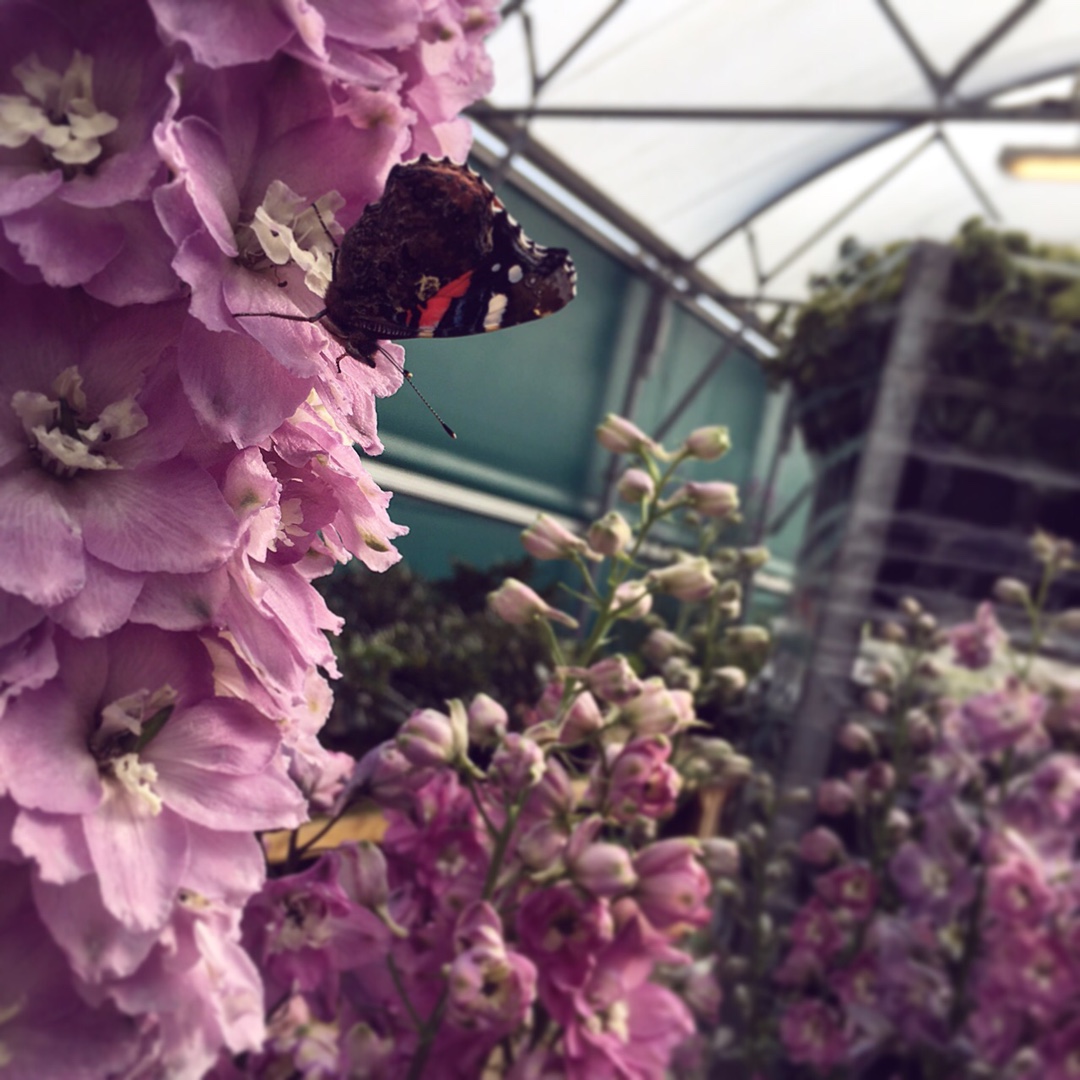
(481, 1, 1080, 306)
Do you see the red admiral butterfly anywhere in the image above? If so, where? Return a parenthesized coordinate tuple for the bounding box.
(247, 156, 577, 366)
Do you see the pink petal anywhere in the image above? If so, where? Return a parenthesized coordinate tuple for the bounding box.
(75, 462, 238, 574)
(178, 316, 314, 444)
(157, 760, 306, 832)
(83, 796, 189, 932)
(12, 809, 93, 884)
(0, 470, 85, 606)
(3, 202, 124, 287)
(183, 825, 265, 906)
(129, 567, 229, 630)
(33, 874, 159, 983)
(0, 682, 102, 814)
(49, 555, 145, 638)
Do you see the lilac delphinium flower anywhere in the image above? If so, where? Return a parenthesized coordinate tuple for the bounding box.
(0, 0, 179, 303)
(0, 283, 237, 622)
(946, 601, 1007, 670)
(4, 625, 305, 936)
(778, 999, 848, 1071)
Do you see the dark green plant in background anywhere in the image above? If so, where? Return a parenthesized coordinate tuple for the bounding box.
(318, 558, 553, 756)
(769, 219, 1080, 467)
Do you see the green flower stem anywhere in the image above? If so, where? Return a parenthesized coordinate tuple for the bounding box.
(482, 794, 526, 900)
(1019, 556, 1057, 682)
(463, 771, 499, 839)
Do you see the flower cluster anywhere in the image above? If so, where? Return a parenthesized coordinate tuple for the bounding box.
(760, 537, 1080, 1078)
(0, 2, 496, 1075)
(230, 416, 767, 1076)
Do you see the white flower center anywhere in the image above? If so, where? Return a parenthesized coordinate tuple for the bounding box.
(240, 180, 344, 297)
(11, 366, 147, 478)
(0, 52, 118, 167)
(111, 754, 163, 815)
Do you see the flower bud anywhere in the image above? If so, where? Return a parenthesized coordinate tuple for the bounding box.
(584, 656, 643, 705)
(468, 693, 508, 748)
(558, 689, 606, 742)
(683, 425, 731, 461)
(865, 761, 895, 794)
(642, 628, 691, 665)
(1053, 609, 1080, 635)
(838, 721, 878, 755)
(738, 545, 770, 571)
(488, 578, 578, 628)
(612, 580, 653, 620)
(885, 807, 912, 842)
(616, 467, 655, 502)
(1030, 529, 1073, 567)
(586, 511, 633, 556)
(993, 577, 1031, 606)
(797, 826, 844, 866)
(647, 557, 718, 602)
(490, 733, 545, 791)
(569, 842, 638, 898)
(617, 676, 696, 735)
(517, 818, 569, 871)
(817, 778, 854, 816)
(605, 735, 682, 823)
(398, 707, 467, 768)
(521, 514, 596, 561)
(899, 596, 922, 617)
(712, 665, 748, 700)
(661, 656, 699, 692)
(904, 707, 936, 751)
(596, 414, 659, 456)
(878, 620, 908, 644)
(672, 481, 740, 519)
(700, 837, 741, 879)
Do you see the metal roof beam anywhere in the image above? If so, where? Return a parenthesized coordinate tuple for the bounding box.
(534, 0, 630, 95)
(876, 0, 945, 98)
(941, 0, 1044, 98)
(469, 101, 1079, 123)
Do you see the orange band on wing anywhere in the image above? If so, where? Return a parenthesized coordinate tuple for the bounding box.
(416, 271, 474, 330)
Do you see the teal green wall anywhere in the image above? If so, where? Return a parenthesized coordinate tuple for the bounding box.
(369, 168, 799, 582)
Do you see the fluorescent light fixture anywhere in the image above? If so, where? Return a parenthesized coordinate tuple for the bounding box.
(1000, 147, 1080, 182)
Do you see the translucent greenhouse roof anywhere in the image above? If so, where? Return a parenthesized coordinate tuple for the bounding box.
(474, 0, 1080, 323)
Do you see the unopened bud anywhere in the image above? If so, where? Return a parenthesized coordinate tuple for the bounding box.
(1054, 610, 1080, 635)
(838, 721, 878, 755)
(587, 511, 633, 556)
(683, 424, 731, 460)
(862, 689, 890, 716)
(521, 514, 596, 561)
(616, 467, 656, 502)
(878, 620, 907, 644)
(993, 577, 1031, 606)
(612, 580, 653, 620)
(647, 557, 718, 602)
(713, 665, 748, 699)
(904, 707, 936, 751)
(468, 693, 508, 747)
(596, 414, 660, 456)
(700, 837, 741, 878)
(672, 481, 739, 519)
(899, 596, 922, 617)
(739, 545, 771, 572)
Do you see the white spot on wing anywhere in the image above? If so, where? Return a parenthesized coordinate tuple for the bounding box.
(507, 264, 523, 284)
(483, 293, 508, 331)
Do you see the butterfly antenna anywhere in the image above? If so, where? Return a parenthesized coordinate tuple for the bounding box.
(376, 345, 457, 440)
(311, 203, 340, 250)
